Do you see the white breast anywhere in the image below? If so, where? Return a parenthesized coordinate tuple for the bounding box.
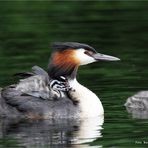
(69, 79, 104, 118)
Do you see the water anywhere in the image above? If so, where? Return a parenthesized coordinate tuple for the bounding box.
(0, 1, 148, 147)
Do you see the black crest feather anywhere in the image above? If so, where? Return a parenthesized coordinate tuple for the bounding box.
(51, 42, 96, 52)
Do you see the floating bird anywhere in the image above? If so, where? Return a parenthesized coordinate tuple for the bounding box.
(0, 42, 120, 119)
(125, 91, 148, 119)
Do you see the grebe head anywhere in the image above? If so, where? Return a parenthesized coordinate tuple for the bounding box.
(48, 42, 120, 79)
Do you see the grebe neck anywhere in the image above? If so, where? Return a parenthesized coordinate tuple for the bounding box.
(48, 62, 78, 80)
(68, 79, 104, 117)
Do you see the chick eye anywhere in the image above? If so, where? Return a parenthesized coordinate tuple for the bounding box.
(84, 50, 93, 56)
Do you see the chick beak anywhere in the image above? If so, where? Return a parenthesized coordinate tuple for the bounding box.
(92, 53, 120, 61)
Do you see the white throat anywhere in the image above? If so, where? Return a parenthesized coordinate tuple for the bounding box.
(69, 79, 104, 118)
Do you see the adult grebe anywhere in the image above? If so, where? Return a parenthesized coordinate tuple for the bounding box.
(0, 42, 120, 119)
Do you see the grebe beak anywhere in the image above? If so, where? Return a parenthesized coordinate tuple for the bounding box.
(93, 53, 120, 61)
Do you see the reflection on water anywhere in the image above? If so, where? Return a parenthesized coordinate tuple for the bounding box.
(0, 116, 104, 148)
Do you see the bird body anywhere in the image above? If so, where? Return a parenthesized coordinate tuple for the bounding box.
(125, 91, 148, 119)
(68, 79, 104, 117)
(0, 42, 120, 119)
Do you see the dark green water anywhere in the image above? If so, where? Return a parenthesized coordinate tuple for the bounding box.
(0, 1, 148, 148)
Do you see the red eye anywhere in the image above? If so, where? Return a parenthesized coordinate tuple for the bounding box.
(84, 50, 93, 56)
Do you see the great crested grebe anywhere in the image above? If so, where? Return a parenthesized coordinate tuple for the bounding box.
(0, 42, 120, 119)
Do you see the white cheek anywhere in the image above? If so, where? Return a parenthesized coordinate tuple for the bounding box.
(75, 49, 96, 65)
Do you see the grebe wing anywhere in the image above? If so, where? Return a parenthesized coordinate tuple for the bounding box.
(14, 65, 49, 81)
(0, 66, 77, 119)
(1, 85, 78, 119)
(2, 66, 66, 100)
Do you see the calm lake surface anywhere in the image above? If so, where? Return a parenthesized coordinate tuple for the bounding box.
(0, 1, 148, 148)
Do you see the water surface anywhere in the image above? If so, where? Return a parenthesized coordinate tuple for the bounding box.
(0, 1, 148, 148)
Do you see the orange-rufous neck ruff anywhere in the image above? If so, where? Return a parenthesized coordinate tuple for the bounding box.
(52, 49, 80, 68)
